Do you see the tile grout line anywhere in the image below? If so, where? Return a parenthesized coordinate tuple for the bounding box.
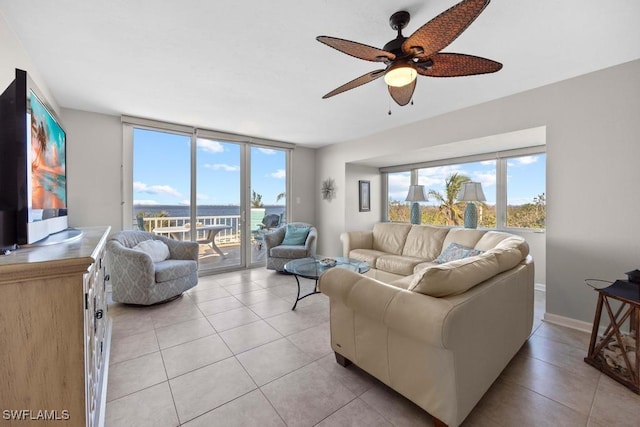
(585, 374, 604, 425)
(152, 324, 182, 426)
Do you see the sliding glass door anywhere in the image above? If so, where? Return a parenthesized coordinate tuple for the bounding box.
(249, 146, 287, 265)
(196, 137, 243, 272)
(128, 124, 290, 273)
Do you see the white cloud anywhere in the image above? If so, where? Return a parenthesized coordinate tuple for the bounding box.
(205, 163, 240, 172)
(196, 193, 209, 200)
(419, 165, 464, 188)
(508, 156, 539, 167)
(257, 148, 276, 155)
(388, 172, 411, 201)
(472, 171, 496, 188)
(269, 169, 286, 179)
(133, 199, 158, 205)
(179, 200, 190, 205)
(197, 139, 224, 153)
(134, 181, 182, 198)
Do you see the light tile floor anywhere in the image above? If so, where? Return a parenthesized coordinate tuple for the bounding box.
(105, 269, 640, 426)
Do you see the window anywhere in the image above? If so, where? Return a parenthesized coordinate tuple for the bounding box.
(383, 148, 545, 230)
(386, 171, 411, 222)
(418, 161, 496, 228)
(123, 117, 292, 272)
(506, 154, 546, 229)
(133, 128, 191, 230)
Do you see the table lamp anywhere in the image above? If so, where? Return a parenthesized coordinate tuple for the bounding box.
(457, 182, 486, 229)
(405, 185, 427, 225)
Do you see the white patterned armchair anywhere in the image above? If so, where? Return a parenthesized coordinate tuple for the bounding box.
(264, 222, 317, 271)
(106, 231, 199, 305)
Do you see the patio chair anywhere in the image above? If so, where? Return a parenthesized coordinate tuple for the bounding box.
(254, 214, 282, 250)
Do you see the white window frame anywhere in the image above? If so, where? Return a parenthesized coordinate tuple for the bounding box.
(121, 116, 293, 270)
(381, 146, 546, 231)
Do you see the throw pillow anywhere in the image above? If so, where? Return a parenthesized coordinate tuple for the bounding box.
(132, 239, 170, 262)
(434, 242, 483, 264)
(282, 224, 310, 246)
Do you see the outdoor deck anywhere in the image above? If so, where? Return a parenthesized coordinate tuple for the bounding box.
(138, 214, 269, 272)
(197, 242, 267, 271)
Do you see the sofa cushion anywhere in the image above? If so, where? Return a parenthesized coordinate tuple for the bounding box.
(409, 252, 501, 297)
(270, 245, 309, 258)
(474, 231, 515, 252)
(494, 236, 530, 260)
(132, 240, 170, 262)
(440, 228, 486, 253)
(401, 225, 450, 260)
(376, 254, 426, 276)
(155, 259, 198, 283)
(349, 248, 387, 267)
(485, 248, 524, 272)
(435, 242, 484, 264)
(413, 261, 439, 274)
(372, 223, 412, 255)
(281, 224, 310, 245)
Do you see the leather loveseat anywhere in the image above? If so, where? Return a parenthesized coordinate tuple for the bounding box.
(318, 223, 534, 427)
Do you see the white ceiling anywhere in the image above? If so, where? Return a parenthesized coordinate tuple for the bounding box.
(1, 0, 639, 147)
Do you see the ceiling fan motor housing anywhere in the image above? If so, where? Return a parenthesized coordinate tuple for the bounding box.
(389, 11, 410, 31)
(383, 36, 407, 57)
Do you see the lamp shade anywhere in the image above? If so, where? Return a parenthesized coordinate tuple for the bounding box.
(405, 185, 427, 202)
(457, 182, 486, 202)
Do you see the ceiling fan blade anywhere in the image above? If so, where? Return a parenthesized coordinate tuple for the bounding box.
(322, 70, 385, 99)
(402, 0, 490, 58)
(388, 79, 417, 106)
(416, 53, 502, 77)
(317, 36, 395, 62)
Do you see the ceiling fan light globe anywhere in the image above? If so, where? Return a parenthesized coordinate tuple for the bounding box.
(384, 64, 417, 87)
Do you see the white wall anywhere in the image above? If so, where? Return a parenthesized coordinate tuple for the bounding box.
(0, 12, 59, 114)
(290, 146, 316, 225)
(62, 108, 122, 231)
(316, 59, 640, 324)
(345, 163, 381, 232)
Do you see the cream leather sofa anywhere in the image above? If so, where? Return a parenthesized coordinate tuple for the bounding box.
(318, 223, 534, 427)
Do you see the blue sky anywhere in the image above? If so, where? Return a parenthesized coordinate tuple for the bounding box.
(388, 154, 546, 206)
(133, 128, 286, 205)
(134, 128, 544, 208)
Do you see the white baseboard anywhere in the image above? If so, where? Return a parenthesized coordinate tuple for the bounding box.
(543, 312, 593, 334)
(535, 285, 595, 335)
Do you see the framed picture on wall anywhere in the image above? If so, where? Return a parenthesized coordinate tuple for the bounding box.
(359, 180, 370, 212)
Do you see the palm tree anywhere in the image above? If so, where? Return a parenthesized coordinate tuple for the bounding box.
(427, 173, 470, 225)
(276, 192, 286, 203)
(251, 191, 264, 208)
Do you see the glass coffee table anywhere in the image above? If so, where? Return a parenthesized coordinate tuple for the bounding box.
(284, 256, 369, 310)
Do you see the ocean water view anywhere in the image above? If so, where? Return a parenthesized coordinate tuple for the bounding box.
(134, 204, 285, 218)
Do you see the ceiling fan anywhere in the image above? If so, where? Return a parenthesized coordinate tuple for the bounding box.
(316, 0, 502, 106)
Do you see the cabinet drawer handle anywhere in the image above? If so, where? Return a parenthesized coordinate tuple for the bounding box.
(95, 309, 103, 320)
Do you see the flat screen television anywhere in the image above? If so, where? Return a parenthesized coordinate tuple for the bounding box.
(0, 69, 68, 249)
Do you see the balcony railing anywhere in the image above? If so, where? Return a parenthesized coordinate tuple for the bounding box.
(137, 215, 241, 244)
